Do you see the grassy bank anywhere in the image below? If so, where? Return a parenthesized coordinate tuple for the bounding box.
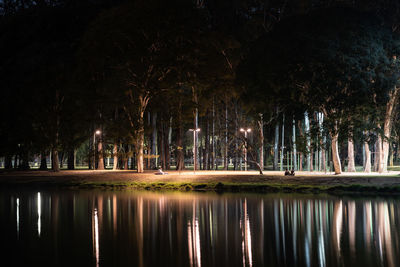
(1, 170, 400, 195)
(4, 179, 400, 195)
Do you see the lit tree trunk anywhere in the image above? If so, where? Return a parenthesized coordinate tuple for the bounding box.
(51, 147, 60, 172)
(151, 112, 157, 169)
(212, 97, 216, 170)
(204, 111, 210, 170)
(273, 121, 279, 170)
(97, 134, 105, 170)
(112, 142, 118, 170)
(258, 114, 264, 171)
(364, 139, 371, 173)
(382, 86, 400, 172)
(51, 90, 62, 172)
(318, 112, 326, 172)
(234, 102, 239, 170)
(330, 130, 342, 175)
(124, 92, 149, 173)
(376, 135, 383, 173)
(176, 92, 184, 171)
(292, 117, 296, 171)
(280, 114, 285, 171)
(347, 137, 356, 172)
(136, 122, 144, 173)
(164, 121, 171, 170)
(297, 120, 304, 171)
(192, 86, 200, 171)
(224, 97, 228, 170)
(305, 112, 311, 171)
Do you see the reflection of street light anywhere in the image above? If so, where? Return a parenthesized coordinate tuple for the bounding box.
(240, 128, 251, 171)
(189, 128, 201, 173)
(93, 130, 101, 170)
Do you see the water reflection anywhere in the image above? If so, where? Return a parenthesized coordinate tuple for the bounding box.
(188, 201, 201, 267)
(92, 208, 99, 267)
(16, 197, 20, 238)
(3, 191, 400, 267)
(37, 192, 41, 237)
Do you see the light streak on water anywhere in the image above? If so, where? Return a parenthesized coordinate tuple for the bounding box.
(188, 201, 201, 267)
(93, 208, 100, 267)
(16, 198, 20, 238)
(37, 192, 41, 237)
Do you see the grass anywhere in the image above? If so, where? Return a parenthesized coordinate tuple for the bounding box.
(42, 179, 400, 195)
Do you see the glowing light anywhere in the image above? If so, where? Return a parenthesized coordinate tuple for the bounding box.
(95, 130, 101, 135)
(37, 192, 41, 237)
(241, 199, 253, 267)
(188, 202, 201, 267)
(93, 208, 100, 267)
(333, 201, 343, 256)
(16, 198, 20, 238)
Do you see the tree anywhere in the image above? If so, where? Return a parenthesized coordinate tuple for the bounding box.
(238, 7, 400, 174)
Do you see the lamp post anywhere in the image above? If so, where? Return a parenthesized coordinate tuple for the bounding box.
(93, 130, 101, 170)
(240, 128, 251, 171)
(189, 128, 200, 173)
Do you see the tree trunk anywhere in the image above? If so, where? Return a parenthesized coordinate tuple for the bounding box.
(224, 96, 228, 170)
(204, 110, 210, 170)
(113, 142, 118, 170)
(176, 122, 184, 171)
(97, 135, 105, 170)
(305, 112, 311, 171)
(151, 112, 158, 169)
(212, 97, 216, 170)
(39, 152, 48, 170)
(376, 135, 384, 173)
(51, 148, 60, 172)
(347, 137, 356, 172)
(192, 86, 200, 171)
(297, 120, 304, 171)
(273, 121, 279, 170)
(318, 112, 326, 172)
(364, 141, 371, 173)
(292, 117, 296, 171)
(67, 149, 75, 170)
(164, 122, 170, 170)
(382, 87, 400, 172)
(331, 132, 342, 175)
(258, 114, 264, 171)
(280, 114, 285, 171)
(234, 103, 239, 170)
(136, 123, 144, 173)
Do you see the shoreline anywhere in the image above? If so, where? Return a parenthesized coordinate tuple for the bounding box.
(1, 170, 400, 194)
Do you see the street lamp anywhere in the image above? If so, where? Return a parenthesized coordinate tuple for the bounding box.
(93, 130, 101, 170)
(240, 128, 251, 171)
(189, 128, 200, 173)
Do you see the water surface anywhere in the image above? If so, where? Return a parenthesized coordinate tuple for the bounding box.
(1, 189, 399, 267)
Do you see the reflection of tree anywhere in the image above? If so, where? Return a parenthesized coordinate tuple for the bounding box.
(332, 201, 343, 259)
(188, 201, 201, 267)
(377, 202, 394, 267)
(240, 199, 253, 267)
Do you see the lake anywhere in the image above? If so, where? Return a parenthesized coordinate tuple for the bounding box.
(1, 189, 399, 267)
